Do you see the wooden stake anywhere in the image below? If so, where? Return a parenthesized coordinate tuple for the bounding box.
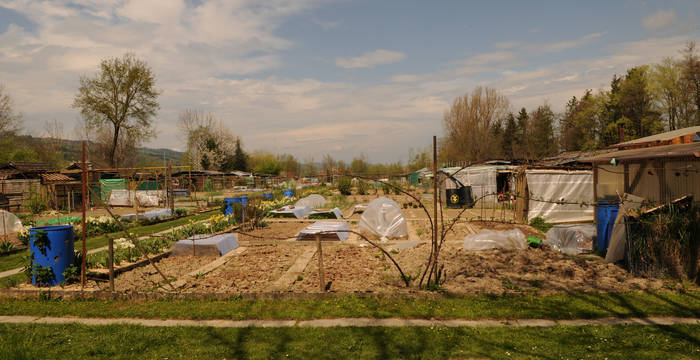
(108, 237, 115, 292)
(316, 234, 325, 292)
(81, 141, 87, 288)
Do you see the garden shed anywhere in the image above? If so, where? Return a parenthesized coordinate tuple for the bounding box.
(583, 142, 700, 206)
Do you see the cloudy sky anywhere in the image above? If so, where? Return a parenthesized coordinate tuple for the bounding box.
(1, 0, 698, 163)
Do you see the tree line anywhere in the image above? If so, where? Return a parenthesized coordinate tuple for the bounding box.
(442, 42, 700, 163)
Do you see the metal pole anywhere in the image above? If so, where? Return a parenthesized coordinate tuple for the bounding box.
(168, 162, 174, 216)
(81, 141, 87, 288)
(108, 237, 115, 292)
(316, 234, 324, 292)
(432, 135, 438, 281)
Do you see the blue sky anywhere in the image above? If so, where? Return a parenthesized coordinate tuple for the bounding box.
(0, 0, 698, 163)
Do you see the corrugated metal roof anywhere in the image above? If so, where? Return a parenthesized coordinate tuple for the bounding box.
(582, 142, 700, 163)
(0, 162, 52, 172)
(40, 173, 74, 182)
(611, 126, 700, 147)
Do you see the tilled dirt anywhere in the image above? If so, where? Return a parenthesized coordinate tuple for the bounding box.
(237, 222, 309, 242)
(182, 244, 308, 293)
(291, 244, 405, 293)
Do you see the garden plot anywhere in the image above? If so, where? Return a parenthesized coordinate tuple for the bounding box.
(237, 222, 309, 243)
(181, 244, 309, 293)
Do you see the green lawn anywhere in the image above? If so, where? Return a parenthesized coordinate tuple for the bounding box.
(0, 323, 697, 359)
(0, 291, 697, 321)
(0, 210, 217, 274)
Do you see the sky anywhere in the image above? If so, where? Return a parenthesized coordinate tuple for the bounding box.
(0, 0, 698, 163)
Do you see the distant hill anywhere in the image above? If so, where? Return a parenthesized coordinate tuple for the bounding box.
(26, 136, 184, 167)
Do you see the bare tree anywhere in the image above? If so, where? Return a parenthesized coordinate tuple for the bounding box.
(179, 109, 238, 171)
(73, 53, 160, 167)
(0, 84, 22, 136)
(442, 86, 510, 162)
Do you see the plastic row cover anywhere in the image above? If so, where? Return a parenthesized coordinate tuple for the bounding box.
(463, 229, 527, 250)
(358, 197, 408, 242)
(0, 210, 23, 234)
(294, 194, 326, 209)
(544, 224, 596, 255)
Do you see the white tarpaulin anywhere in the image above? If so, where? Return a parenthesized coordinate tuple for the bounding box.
(443, 166, 498, 203)
(109, 190, 165, 206)
(526, 170, 593, 223)
(359, 197, 408, 241)
(294, 194, 326, 209)
(0, 210, 23, 234)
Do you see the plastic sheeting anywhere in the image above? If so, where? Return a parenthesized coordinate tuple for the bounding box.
(0, 210, 23, 234)
(463, 229, 527, 250)
(443, 166, 500, 203)
(526, 170, 594, 223)
(358, 197, 408, 242)
(297, 221, 351, 241)
(108, 190, 165, 206)
(270, 205, 311, 219)
(606, 194, 645, 264)
(544, 224, 596, 255)
(294, 194, 326, 209)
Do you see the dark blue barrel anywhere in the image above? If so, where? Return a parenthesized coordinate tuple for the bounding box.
(223, 197, 240, 217)
(595, 201, 619, 252)
(262, 193, 273, 200)
(29, 225, 74, 286)
(283, 190, 294, 198)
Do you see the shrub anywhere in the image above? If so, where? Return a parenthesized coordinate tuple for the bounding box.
(390, 180, 402, 195)
(25, 193, 48, 214)
(0, 241, 14, 254)
(357, 180, 368, 195)
(337, 177, 352, 195)
(626, 203, 699, 281)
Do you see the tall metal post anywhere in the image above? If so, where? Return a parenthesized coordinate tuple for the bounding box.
(81, 141, 87, 287)
(432, 135, 438, 280)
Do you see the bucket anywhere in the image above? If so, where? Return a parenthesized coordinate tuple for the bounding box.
(283, 190, 294, 198)
(29, 225, 74, 286)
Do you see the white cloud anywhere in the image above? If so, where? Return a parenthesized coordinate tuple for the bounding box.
(334, 49, 406, 69)
(643, 9, 676, 31)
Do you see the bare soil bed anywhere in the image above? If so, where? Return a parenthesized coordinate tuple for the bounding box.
(182, 244, 308, 293)
(237, 222, 309, 242)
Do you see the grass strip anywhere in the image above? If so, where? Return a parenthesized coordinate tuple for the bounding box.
(0, 210, 217, 273)
(0, 323, 697, 359)
(0, 291, 697, 321)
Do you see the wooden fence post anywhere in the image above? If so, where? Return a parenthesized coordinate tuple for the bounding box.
(316, 234, 325, 292)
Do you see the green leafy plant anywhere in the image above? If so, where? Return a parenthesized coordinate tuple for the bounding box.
(356, 180, 368, 195)
(62, 264, 80, 285)
(390, 180, 402, 195)
(32, 230, 51, 256)
(337, 177, 352, 195)
(32, 264, 55, 286)
(0, 240, 14, 254)
(529, 217, 553, 233)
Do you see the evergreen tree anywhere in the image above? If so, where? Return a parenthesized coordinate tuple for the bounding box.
(232, 138, 248, 171)
(530, 104, 557, 158)
(515, 108, 529, 159)
(502, 112, 517, 159)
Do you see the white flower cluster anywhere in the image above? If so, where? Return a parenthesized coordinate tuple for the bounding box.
(114, 238, 135, 249)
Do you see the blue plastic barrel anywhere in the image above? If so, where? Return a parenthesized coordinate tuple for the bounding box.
(262, 193, 273, 200)
(29, 225, 74, 286)
(223, 197, 240, 217)
(283, 190, 294, 198)
(595, 201, 619, 252)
